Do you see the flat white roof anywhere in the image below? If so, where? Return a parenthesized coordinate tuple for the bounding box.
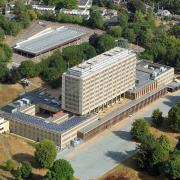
(66, 47, 136, 78)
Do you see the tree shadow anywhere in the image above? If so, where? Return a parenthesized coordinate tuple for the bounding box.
(162, 94, 180, 107)
(12, 153, 39, 168)
(113, 130, 132, 141)
(106, 149, 136, 164)
(31, 173, 45, 180)
(0, 164, 15, 180)
(0, 164, 7, 171)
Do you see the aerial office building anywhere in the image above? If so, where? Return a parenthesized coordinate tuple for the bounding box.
(62, 47, 137, 115)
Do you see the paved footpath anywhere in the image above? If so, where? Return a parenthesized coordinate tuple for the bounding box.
(58, 91, 180, 180)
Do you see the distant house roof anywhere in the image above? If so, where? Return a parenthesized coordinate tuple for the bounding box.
(78, 0, 92, 9)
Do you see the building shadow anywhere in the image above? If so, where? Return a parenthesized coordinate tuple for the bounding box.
(112, 130, 131, 141)
(106, 149, 136, 164)
(12, 153, 39, 168)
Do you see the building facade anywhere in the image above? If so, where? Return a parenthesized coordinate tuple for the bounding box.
(0, 117, 9, 133)
(62, 47, 137, 115)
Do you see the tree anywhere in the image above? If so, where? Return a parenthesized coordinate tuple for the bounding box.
(131, 118, 150, 142)
(35, 139, 57, 168)
(163, 150, 180, 179)
(123, 28, 136, 43)
(88, 7, 104, 29)
(56, 0, 77, 9)
(156, 0, 180, 14)
(169, 25, 180, 39)
(15, 161, 32, 180)
(56, 13, 83, 24)
(48, 51, 67, 73)
(5, 160, 16, 171)
(28, 9, 37, 20)
(168, 102, 180, 132)
(9, 67, 22, 84)
(19, 60, 37, 78)
(127, 0, 146, 13)
(136, 134, 172, 175)
(45, 159, 74, 180)
(93, 0, 118, 9)
(42, 67, 59, 82)
(0, 0, 6, 8)
(108, 26, 122, 38)
(79, 42, 97, 60)
(19, 12, 31, 28)
(62, 45, 84, 66)
(8, 20, 21, 36)
(117, 13, 129, 29)
(14, 0, 26, 15)
(0, 28, 5, 42)
(0, 63, 9, 83)
(0, 43, 13, 63)
(135, 133, 156, 169)
(152, 108, 163, 127)
(96, 34, 116, 54)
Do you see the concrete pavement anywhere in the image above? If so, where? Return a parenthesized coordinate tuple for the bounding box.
(58, 91, 180, 180)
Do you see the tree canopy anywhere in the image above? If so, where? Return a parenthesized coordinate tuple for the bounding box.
(108, 26, 122, 38)
(0, 63, 9, 83)
(19, 61, 37, 78)
(131, 118, 150, 142)
(35, 139, 57, 168)
(88, 7, 104, 29)
(127, 0, 146, 13)
(136, 135, 172, 175)
(152, 108, 163, 127)
(45, 159, 74, 180)
(95, 34, 116, 54)
(0, 43, 13, 63)
(168, 102, 180, 132)
(15, 161, 32, 180)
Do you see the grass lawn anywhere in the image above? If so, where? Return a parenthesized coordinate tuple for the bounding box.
(0, 134, 47, 180)
(0, 77, 43, 108)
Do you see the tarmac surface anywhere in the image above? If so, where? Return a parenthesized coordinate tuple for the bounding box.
(58, 91, 180, 180)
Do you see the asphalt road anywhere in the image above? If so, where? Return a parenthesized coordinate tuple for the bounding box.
(58, 91, 180, 180)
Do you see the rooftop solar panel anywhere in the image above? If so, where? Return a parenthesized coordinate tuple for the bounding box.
(14, 27, 86, 55)
(9, 112, 89, 134)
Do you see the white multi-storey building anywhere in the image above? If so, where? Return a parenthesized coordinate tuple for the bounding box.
(62, 47, 137, 115)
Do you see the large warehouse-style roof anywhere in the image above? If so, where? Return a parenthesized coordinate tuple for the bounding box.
(13, 27, 86, 56)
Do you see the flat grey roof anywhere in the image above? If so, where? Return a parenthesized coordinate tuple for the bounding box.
(14, 27, 86, 55)
(66, 47, 136, 78)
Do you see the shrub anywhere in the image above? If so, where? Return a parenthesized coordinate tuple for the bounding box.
(5, 159, 16, 171)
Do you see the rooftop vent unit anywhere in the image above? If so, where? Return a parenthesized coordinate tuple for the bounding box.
(104, 53, 112, 56)
(160, 66, 166, 72)
(21, 98, 30, 105)
(150, 71, 158, 79)
(15, 100, 24, 107)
